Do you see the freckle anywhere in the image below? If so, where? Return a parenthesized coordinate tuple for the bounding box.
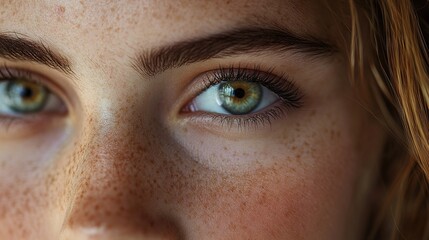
(330, 129, 335, 140)
(54, 5, 66, 22)
(55, 5, 66, 14)
(240, 201, 247, 211)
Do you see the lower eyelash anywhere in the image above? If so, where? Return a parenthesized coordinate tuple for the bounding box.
(214, 105, 288, 130)
(180, 65, 305, 130)
(184, 103, 290, 131)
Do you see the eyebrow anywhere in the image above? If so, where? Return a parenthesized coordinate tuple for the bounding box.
(0, 33, 73, 74)
(133, 27, 337, 77)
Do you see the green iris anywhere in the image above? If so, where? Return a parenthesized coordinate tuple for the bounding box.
(218, 81, 262, 115)
(5, 79, 49, 113)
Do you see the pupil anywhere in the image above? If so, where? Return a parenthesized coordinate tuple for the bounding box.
(19, 87, 34, 99)
(233, 88, 246, 98)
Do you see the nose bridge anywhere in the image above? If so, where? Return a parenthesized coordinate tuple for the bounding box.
(59, 104, 182, 239)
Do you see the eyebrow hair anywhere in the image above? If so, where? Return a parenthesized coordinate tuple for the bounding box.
(133, 27, 337, 77)
(0, 33, 73, 74)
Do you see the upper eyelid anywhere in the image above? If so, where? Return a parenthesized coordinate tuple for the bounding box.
(0, 64, 70, 90)
(0, 65, 52, 87)
(205, 66, 278, 83)
(187, 66, 304, 109)
(198, 67, 303, 104)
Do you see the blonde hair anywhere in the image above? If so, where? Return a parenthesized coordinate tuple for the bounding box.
(350, 0, 429, 239)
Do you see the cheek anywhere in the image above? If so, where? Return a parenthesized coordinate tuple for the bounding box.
(0, 97, 384, 240)
(175, 149, 359, 240)
(0, 124, 69, 239)
(180, 167, 316, 239)
(172, 105, 384, 239)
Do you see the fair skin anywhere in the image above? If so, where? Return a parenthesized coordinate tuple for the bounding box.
(0, 1, 386, 239)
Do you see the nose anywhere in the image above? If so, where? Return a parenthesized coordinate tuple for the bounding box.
(57, 109, 183, 240)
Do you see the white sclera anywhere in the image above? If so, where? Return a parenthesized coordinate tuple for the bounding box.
(192, 82, 279, 115)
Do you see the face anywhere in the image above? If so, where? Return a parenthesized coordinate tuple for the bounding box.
(0, 1, 386, 239)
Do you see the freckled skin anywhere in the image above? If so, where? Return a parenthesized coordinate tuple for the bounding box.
(0, 0, 386, 239)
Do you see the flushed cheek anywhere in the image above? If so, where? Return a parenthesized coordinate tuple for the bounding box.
(180, 165, 336, 239)
(171, 122, 365, 239)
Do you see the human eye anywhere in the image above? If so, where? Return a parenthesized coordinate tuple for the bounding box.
(181, 66, 303, 130)
(0, 66, 66, 133)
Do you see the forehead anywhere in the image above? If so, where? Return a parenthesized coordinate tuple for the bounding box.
(2, 0, 341, 38)
(0, 0, 348, 75)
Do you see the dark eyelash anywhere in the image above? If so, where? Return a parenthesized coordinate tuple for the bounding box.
(202, 65, 304, 109)
(191, 105, 288, 131)
(0, 64, 39, 83)
(183, 65, 305, 130)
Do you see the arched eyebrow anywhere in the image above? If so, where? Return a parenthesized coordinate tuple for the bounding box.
(132, 27, 337, 77)
(0, 33, 73, 75)
(0, 28, 336, 78)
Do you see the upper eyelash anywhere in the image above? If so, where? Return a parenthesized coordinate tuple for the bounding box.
(201, 65, 304, 109)
(0, 64, 42, 84)
(181, 65, 305, 130)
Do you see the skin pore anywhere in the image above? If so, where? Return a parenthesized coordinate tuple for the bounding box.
(0, 0, 386, 239)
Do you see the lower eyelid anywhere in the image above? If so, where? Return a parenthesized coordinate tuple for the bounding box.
(175, 66, 305, 132)
(179, 102, 289, 132)
(44, 94, 67, 113)
(0, 113, 66, 139)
